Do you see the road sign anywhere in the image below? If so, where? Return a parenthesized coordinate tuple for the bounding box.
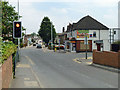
(95, 40, 103, 44)
(13, 21, 22, 38)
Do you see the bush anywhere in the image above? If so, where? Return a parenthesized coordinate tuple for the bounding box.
(113, 41, 120, 44)
(0, 37, 2, 64)
(20, 43, 23, 48)
(1, 41, 17, 64)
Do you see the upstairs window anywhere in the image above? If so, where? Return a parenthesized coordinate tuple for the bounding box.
(93, 32, 96, 37)
(114, 31, 116, 34)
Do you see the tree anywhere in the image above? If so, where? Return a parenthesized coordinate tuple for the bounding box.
(31, 32, 36, 43)
(38, 17, 56, 44)
(113, 40, 120, 44)
(31, 32, 36, 38)
(2, 1, 22, 41)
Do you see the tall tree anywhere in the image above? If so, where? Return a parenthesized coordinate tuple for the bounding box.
(38, 17, 56, 44)
(2, 1, 22, 40)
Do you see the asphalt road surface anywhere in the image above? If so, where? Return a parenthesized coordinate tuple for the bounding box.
(20, 46, 118, 88)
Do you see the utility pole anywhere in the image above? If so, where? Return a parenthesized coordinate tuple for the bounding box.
(51, 22, 53, 50)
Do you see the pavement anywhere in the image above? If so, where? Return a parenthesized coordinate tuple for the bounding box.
(10, 46, 118, 88)
(10, 51, 41, 88)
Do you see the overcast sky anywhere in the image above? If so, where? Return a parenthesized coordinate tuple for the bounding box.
(7, 0, 119, 34)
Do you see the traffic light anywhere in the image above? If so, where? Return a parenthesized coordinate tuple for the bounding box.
(13, 21, 22, 38)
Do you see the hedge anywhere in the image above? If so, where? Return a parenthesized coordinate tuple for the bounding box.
(0, 40, 17, 64)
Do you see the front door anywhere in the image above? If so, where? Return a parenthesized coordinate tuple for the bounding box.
(97, 44, 101, 51)
(72, 43, 76, 51)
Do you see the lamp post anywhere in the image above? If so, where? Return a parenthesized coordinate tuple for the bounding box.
(51, 22, 53, 50)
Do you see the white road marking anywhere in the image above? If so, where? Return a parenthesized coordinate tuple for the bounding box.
(25, 56, 35, 65)
(30, 66, 44, 88)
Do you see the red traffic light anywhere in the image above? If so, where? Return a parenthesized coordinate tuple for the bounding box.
(16, 23, 20, 27)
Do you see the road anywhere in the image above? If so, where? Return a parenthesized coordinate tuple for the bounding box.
(20, 46, 118, 88)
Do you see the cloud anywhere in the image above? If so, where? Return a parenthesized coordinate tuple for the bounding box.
(11, 2, 46, 34)
(103, 9, 118, 28)
(8, 0, 118, 34)
(92, 0, 119, 7)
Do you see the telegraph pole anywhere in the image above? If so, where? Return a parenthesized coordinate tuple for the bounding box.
(51, 22, 53, 50)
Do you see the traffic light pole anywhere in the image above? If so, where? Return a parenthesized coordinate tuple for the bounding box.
(18, 0, 20, 62)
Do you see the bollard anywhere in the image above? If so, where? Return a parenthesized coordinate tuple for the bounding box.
(54, 47, 57, 52)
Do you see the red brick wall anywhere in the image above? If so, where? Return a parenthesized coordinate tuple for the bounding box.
(93, 50, 120, 68)
(2, 55, 13, 88)
(118, 51, 120, 68)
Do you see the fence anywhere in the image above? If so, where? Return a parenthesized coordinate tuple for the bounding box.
(111, 44, 120, 52)
(12, 49, 19, 78)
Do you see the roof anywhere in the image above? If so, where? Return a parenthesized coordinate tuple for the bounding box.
(73, 15, 109, 30)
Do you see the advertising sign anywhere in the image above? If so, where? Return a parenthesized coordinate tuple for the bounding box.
(77, 30, 89, 38)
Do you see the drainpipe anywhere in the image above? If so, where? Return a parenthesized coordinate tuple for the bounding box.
(99, 29, 100, 40)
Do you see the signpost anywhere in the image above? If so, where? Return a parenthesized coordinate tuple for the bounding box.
(84, 34, 88, 59)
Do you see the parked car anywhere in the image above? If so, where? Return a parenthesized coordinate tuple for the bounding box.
(36, 44, 42, 48)
(54, 44, 64, 49)
(33, 43, 36, 46)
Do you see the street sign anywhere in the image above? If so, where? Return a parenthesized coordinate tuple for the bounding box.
(13, 21, 22, 39)
(95, 40, 103, 44)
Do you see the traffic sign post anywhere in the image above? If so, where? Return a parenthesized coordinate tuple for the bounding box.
(13, 21, 22, 63)
(59, 39, 60, 52)
(84, 35, 88, 59)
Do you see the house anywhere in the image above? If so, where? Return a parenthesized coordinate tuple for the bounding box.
(118, 1, 120, 41)
(108, 1, 120, 44)
(64, 15, 110, 52)
(24, 34, 32, 46)
(54, 27, 67, 44)
(36, 36, 43, 45)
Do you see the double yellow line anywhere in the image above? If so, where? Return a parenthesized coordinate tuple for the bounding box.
(73, 58, 82, 64)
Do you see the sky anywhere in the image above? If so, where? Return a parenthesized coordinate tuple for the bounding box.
(7, 0, 119, 34)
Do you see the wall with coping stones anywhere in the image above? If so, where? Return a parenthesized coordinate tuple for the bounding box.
(93, 50, 120, 68)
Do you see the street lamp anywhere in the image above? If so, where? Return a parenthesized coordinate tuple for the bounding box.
(43, 21, 53, 50)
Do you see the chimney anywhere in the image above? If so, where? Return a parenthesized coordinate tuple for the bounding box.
(62, 27, 65, 32)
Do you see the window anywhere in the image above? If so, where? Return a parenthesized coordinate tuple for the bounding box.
(114, 31, 116, 34)
(93, 32, 96, 37)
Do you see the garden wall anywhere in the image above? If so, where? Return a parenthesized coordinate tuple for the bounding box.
(2, 55, 13, 88)
(93, 50, 120, 68)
